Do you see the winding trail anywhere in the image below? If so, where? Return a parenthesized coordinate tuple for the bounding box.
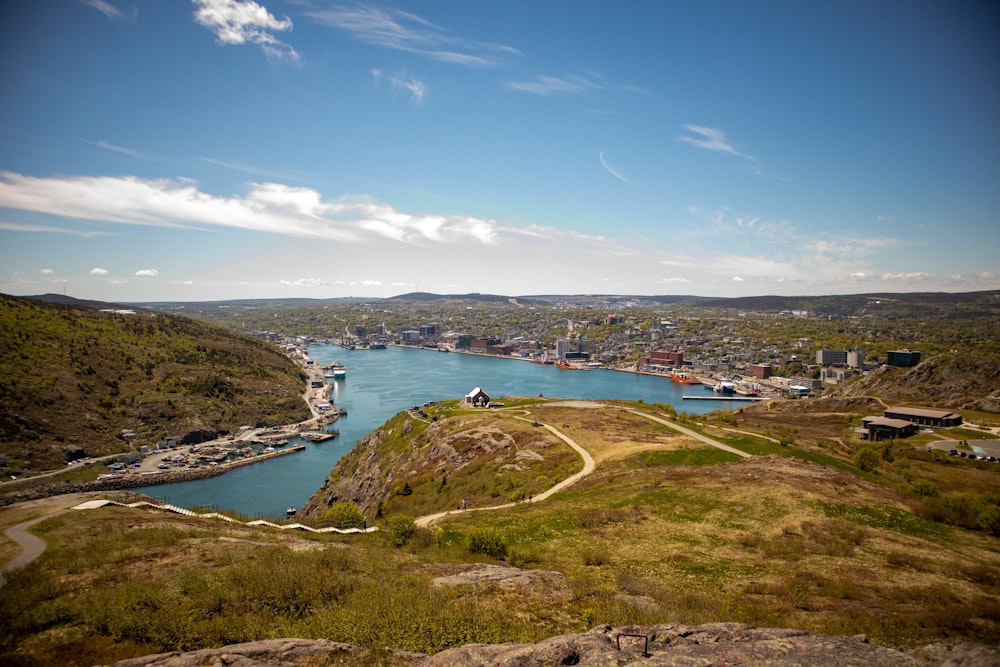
(1, 504, 71, 585)
(415, 407, 750, 527)
(415, 418, 595, 527)
(625, 409, 752, 458)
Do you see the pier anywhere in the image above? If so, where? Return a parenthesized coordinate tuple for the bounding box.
(683, 395, 767, 401)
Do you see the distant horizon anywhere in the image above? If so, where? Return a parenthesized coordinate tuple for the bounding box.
(2, 2, 997, 301)
(13, 287, 999, 309)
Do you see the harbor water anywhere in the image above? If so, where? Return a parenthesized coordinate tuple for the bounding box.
(148, 344, 735, 518)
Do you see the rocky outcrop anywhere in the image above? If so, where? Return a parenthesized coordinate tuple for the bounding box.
(299, 415, 552, 519)
(429, 563, 571, 598)
(103, 625, 1000, 667)
(832, 353, 1000, 413)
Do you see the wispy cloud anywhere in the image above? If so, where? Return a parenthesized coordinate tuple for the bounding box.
(134, 268, 159, 277)
(680, 125, 743, 156)
(193, 0, 299, 62)
(804, 236, 899, 257)
(199, 157, 315, 183)
(82, 0, 124, 19)
(0, 222, 112, 237)
(308, 4, 519, 67)
(370, 69, 427, 105)
(81, 139, 148, 159)
(679, 124, 771, 176)
(90, 267, 109, 276)
(701, 206, 794, 242)
(598, 151, 633, 185)
(504, 73, 601, 96)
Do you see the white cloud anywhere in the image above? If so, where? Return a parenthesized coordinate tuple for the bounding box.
(371, 69, 427, 105)
(280, 277, 342, 287)
(0, 172, 503, 246)
(505, 73, 601, 96)
(732, 276, 744, 282)
(308, 5, 519, 67)
(40, 268, 54, 275)
(598, 151, 633, 185)
(881, 272, 931, 281)
(193, 0, 299, 62)
(90, 267, 109, 275)
(135, 268, 159, 277)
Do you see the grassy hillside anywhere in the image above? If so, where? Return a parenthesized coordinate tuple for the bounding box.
(0, 294, 310, 475)
(2, 400, 998, 666)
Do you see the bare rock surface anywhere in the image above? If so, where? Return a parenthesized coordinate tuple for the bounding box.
(429, 562, 568, 594)
(103, 624, 1000, 667)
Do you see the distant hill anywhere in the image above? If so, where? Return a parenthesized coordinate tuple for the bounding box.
(26, 293, 130, 310)
(0, 293, 310, 472)
(687, 290, 1000, 317)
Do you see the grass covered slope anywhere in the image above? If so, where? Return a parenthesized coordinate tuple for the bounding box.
(0, 294, 309, 473)
(2, 400, 998, 666)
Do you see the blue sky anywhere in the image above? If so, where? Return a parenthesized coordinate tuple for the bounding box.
(1, 0, 997, 301)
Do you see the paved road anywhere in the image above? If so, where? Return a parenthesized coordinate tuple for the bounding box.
(1, 509, 67, 585)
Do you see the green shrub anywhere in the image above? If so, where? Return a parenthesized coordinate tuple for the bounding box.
(323, 502, 364, 529)
(852, 447, 880, 473)
(466, 528, 508, 560)
(909, 479, 939, 498)
(386, 515, 417, 547)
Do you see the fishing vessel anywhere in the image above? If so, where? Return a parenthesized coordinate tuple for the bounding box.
(671, 371, 698, 384)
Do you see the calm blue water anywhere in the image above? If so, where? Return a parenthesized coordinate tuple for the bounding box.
(148, 345, 733, 518)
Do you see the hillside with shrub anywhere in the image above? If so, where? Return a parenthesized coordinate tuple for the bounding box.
(0, 294, 309, 474)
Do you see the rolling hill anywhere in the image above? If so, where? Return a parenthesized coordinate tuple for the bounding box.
(0, 294, 310, 474)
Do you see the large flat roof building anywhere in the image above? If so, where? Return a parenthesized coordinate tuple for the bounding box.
(884, 407, 962, 428)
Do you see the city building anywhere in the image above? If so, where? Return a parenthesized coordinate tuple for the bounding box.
(859, 416, 919, 441)
(887, 350, 922, 367)
(820, 367, 856, 384)
(749, 363, 772, 379)
(816, 348, 848, 365)
(847, 349, 865, 369)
